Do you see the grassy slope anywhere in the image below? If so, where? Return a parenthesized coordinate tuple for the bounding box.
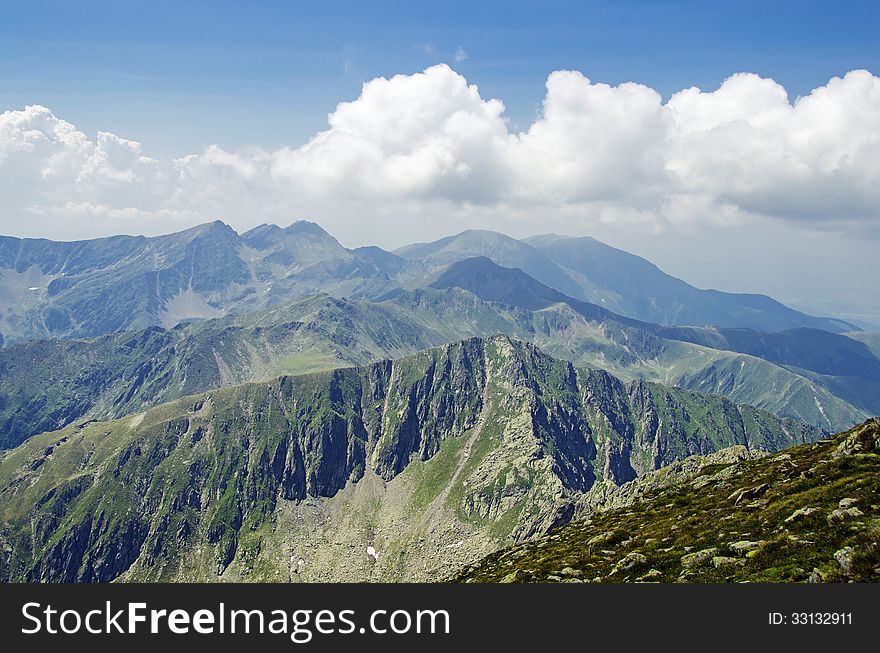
(452, 418, 880, 583)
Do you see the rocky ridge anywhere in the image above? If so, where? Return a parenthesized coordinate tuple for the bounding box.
(452, 418, 880, 583)
(0, 337, 822, 582)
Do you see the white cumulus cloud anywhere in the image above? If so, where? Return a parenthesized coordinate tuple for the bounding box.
(1, 64, 879, 243)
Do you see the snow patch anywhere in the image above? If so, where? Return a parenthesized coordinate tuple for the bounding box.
(366, 546, 379, 562)
(814, 395, 828, 422)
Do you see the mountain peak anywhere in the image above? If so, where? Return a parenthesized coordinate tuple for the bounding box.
(242, 223, 282, 237)
(454, 228, 510, 239)
(430, 255, 517, 284)
(198, 219, 233, 233)
(169, 219, 237, 242)
(284, 220, 334, 239)
(430, 256, 567, 311)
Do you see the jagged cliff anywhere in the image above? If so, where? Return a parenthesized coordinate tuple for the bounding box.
(0, 336, 822, 582)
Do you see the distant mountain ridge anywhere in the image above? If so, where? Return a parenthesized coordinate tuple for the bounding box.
(0, 220, 402, 344)
(1, 220, 873, 447)
(0, 220, 853, 345)
(429, 257, 880, 420)
(401, 229, 854, 333)
(523, 233, 855, 333)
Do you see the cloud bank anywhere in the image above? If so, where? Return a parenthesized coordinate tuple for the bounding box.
(1, 64, 879, 244)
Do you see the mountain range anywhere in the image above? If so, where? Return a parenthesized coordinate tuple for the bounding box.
(0, 220, 852, 345)
(0, 220, 875, 584)
(0, 221, 876, 450)
(0, 282, 872, 452)
(0, 336, 822, 582)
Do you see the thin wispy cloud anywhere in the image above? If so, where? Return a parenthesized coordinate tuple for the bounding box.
(454, 47, 468, 63)
(342, 53, 355, 76)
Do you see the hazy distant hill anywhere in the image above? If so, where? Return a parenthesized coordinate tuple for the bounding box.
(395, 229, 587, 298)
(524, 233, 855, 333)
(429, 257, 879, 422)
(397, 229, 853, 333)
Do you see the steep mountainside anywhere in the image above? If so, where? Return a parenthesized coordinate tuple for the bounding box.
(656, 325, 880, 381)
(0, 337, 822, 582)
(0, 285, 864, 451)
(0, 290, 541, 449)
(0, 220, 401, 344)
(453, 418, 880, 583)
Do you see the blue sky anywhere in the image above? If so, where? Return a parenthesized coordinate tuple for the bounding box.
(2, 0, 878, 156)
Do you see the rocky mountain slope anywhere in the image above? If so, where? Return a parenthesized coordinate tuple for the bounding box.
(0, 284, 865, 451)
(452, 418, 880, 583)
(0, 337, 822, 582)
(0, 289, 544, 449)
(0, 220, 401, 344)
